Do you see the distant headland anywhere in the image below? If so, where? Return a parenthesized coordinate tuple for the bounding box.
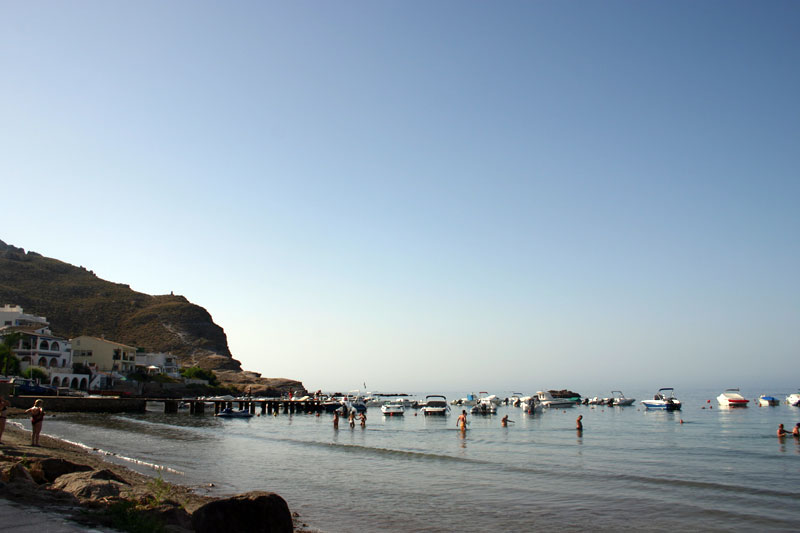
(0, 239, 303, 395)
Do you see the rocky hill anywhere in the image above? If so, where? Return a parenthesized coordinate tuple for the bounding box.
(0, 239, 305, 394)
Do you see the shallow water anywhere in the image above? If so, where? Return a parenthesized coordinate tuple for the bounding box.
(35, 389, 800, 532)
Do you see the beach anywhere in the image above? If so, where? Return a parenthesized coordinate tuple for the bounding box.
(0, 412, 309, 532)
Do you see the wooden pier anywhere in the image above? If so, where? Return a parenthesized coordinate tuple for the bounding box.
(9, 395, 323, 415)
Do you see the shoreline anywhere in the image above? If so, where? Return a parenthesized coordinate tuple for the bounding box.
(0, 416, 314, 532)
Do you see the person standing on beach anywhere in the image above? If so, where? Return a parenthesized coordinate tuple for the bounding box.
(25, 399, 45, 446)
(576, 415, 583, 432)
(0, 396, 9, 444)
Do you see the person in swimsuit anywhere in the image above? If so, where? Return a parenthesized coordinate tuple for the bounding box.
(793, 423, 800, 437)
(0, 396, 9, 444)
(576, 415, 583, 431)
(501, 415, 509, 427)
(348, 410, 356, 428)
(777, 423, 787, 437)
(359, 412, 367, 428)
(25, 399, 45, 446)
(333, 410, 339, 429)
(456, 410, 468, 432)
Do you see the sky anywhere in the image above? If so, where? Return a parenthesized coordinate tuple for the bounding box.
(2, 1, 798, 394)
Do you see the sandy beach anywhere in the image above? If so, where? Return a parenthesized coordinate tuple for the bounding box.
(0, 410, 309, 532)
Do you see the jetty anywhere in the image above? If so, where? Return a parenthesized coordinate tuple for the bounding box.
(8, 395, 323, 415)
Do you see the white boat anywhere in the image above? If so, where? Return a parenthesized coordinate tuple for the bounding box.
(420, 395, 450, 416)
(215, 407, 253, 418)
(758, 395, 779, 407)
(478, 392, 502, 406)
(641, 388, 682, 410)
(786, 391, 800, 407)
(610, 391, 636, 406)
(521, 396, 542, 414)
(451, 393, 479, 406)
(717, 388, 749, 408)
(470, 398, 498, 415)
(380, 401, 405, 416)
(536, 390, 576, 408)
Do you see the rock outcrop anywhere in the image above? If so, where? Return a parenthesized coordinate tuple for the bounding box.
(191, 491, 294, 533)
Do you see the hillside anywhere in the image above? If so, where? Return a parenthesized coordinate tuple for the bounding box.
(0, 239, 240, 370)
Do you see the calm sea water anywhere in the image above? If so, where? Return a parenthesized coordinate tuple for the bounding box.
(33, 388, 800, 532)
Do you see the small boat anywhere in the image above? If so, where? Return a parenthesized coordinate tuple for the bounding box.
(641, 388, 682, 410)
(536, 390, 576, 408)
(420, 395, 450, 416)
(451, 393, 479, 406)
(470, 398, 498, 415)
(380, 401, 405, 416)
(786, 391, 800, 407)
(608, 391, 635, 406)
(758, 395, 780, 407)
(215, 407, 253, 418)
(717, 388, 749, 408)
(521, 396, 542, 414)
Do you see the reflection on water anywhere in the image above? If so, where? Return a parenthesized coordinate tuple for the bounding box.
(39, 390, 800, 533)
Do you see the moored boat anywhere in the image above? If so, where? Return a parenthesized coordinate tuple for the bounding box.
(420, 395, 450, 416)
(610, 391, 635, 406)
(786, 391, 800, 407)
(215, 407, 253, 418)
(758, 395, 779, 407)
(717, 388, 749, 408)
(536, 390, 576, 408)
(641, 388, 682, 410)
(380, 401, 405, 416)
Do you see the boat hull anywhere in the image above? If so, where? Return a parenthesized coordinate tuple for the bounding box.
(641, 400, 682, 411)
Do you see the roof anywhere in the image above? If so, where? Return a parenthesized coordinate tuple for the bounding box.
(70, 335, 137, 350)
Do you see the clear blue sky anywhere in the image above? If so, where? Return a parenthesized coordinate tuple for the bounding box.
(2, 2, 798, 393)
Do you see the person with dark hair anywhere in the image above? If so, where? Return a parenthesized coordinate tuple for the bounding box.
(25, 399, 45, 446)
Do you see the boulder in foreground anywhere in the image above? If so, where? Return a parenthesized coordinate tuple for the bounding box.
(192, 490, 293, 533)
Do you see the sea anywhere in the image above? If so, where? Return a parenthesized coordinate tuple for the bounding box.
(28, 388, 800, 532)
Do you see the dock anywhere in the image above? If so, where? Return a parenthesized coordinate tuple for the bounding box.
(9, 395, 323, 415)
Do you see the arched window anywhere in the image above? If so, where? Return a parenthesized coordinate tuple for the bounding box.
(38, 357, 48, 366)
(51, 342, 60, 351)
(52, 377, 61, 387)
(71, 377, 79, 388)
(80, 377, 88, 390)
(39, 340, 50, 351)
(50, 358, 59, 367)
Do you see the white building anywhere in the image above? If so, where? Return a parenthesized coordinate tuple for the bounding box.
(0, 304, 49, 329)
(135, 352, 180, 378)
(0, 325, 73, 372)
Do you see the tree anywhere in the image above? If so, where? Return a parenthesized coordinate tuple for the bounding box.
(0, 332, 23, 376)
(180, 366, 218, 386)
(23, 366, 49, 381)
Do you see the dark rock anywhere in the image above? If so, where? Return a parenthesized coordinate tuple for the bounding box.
(191, 491, 293, 533)
(28, 458, 93, 484)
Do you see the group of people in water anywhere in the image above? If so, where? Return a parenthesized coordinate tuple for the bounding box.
(777, 423, 800, 437)
(332, 409, 366, 429)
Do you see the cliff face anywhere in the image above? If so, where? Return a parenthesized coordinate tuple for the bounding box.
(0, 239, 241, 371)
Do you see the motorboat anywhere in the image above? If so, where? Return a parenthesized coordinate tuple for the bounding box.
(380, 401, 405, 416)
(521, 396, 542, 414)
(478, 392, 502, 406)
(536, 390, 576, 408)
(786, 391, 800, 407)
(470, 398, 498, 415)
(420, 395, 450, 416)
(717, 388, 749, 408)
(215, 407, 253, 418)
(758, 395, 779, 407)
(451, 393, 479, 406)
(609, 391, 636, 406)
(641, 388, 682, 410)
